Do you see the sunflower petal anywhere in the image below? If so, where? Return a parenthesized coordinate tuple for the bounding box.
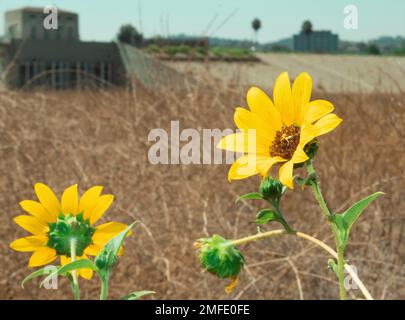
(60, 255, 70, 266)
(299, 123, 320, 148)
(61, 184, 79, 216)
(291, 148, 309, 164)
(78, 254, 94, 280)
(256, 156, 285, 177)
(78, 186, 103, 214)
(10, 235, 48, 252)
(246, 87, 282, 131)
(292, 72, 312, 124)
(14, 215, 49, 235)
(279, 160, 294, 189)
(227, 155, 259, 181)
(20, 200, 56, 223)
(94, 222, 131, 236)
(313, 113, 343, 136)
(84, 244, 100, 256)
(217, 132, 269, 155)
(92, 222, 130, 246)
(302, 100, 334, 125)
(34, 183, 61, 217)
(87, 195, 114, 225)
(29, 247, 57, 267)
(234, 108, 274, 143)
(273, 72, 294, 125)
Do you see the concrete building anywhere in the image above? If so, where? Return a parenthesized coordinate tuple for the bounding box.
(5, 7, 79, 42)
(293, 30, 339, 53)
(0, 7, 126, 89)
(0, 7, 186, 90)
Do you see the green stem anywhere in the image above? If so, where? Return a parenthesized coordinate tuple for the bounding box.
(69, 238, 80, 300)
(337, 247, 347, 300)
(100, 273, 110, 300)
(306, 160, 347, 300)
(272, 202, 295, 234)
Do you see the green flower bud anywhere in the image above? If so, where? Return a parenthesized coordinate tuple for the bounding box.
(195, 235, 244, 279)
(259, 176, 283, 204)
(95, 249, 117, 270)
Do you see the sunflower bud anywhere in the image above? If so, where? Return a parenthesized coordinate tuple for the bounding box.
(195, 235, 244, 279)
(95, 249, 117, 270)
(259, 176, 283, 204)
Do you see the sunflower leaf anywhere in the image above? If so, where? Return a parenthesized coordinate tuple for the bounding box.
(121, 290, 155, 300)
(255, 209, 294, 233)
(236, 192, 263, 203)
(335, 191, 383, 249)
(39, 259, 98, 288)
(95, 221, 137, 274)
(22, 266, 61, 289)
(255, 209, 279, 225)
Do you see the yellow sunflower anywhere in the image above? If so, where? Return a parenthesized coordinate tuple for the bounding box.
(10, 183, 130, 279)
(218, 71, 342, 189)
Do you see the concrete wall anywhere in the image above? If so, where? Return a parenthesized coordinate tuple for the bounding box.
(3, 40, 126, 89)
(5, 10, 23, 41)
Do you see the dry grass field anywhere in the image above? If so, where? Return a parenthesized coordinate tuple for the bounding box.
(0, 58, 404, 300)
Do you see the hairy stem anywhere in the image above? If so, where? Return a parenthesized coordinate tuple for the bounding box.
(230, 229, 372, 300)
(306, 160, 347, 300)
(100, 273, 110, 300)
(337, 247, 348, 300)
(69, 238, 80, 300)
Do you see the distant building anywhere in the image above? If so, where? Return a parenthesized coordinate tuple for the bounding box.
(5, 7, 79, 42)
(293, 30, 339, 53)
(0, 7, 185, 90)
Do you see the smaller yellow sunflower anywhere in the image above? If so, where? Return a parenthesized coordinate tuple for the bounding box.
(10, 183, 130, 279)
(218, 71, 342, 189)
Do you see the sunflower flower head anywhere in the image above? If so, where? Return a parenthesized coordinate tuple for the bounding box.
(218, 71, 342, 189)
(10, 183, 130, 280)
(195, 235, 244, 280)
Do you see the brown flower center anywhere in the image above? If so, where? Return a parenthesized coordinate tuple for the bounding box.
(270, 125, 301, 160)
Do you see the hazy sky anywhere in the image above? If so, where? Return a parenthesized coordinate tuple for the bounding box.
(0, 0, 404, 43)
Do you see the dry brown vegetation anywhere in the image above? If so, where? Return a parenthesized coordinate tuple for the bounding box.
(0, 66, 404, 300)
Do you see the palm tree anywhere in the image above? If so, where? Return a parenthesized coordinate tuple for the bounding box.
(302, 20, 313, 35)
(252, 18, 262, 44)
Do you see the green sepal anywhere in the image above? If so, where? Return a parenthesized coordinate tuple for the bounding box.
(196, 235, 244, 279)
(305, 141, 319, 160)
(236, 192, 263, 202)
(334, 192, 383, 249)
(95, 222, 136, 275)
(22, 266, 62, 289)
(259, 177, 284, 204)
(121, 290, 155, 300)
(296, 173, 317, 187)
(40, 259, 98, 287)
(47, 213, 95, 257)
